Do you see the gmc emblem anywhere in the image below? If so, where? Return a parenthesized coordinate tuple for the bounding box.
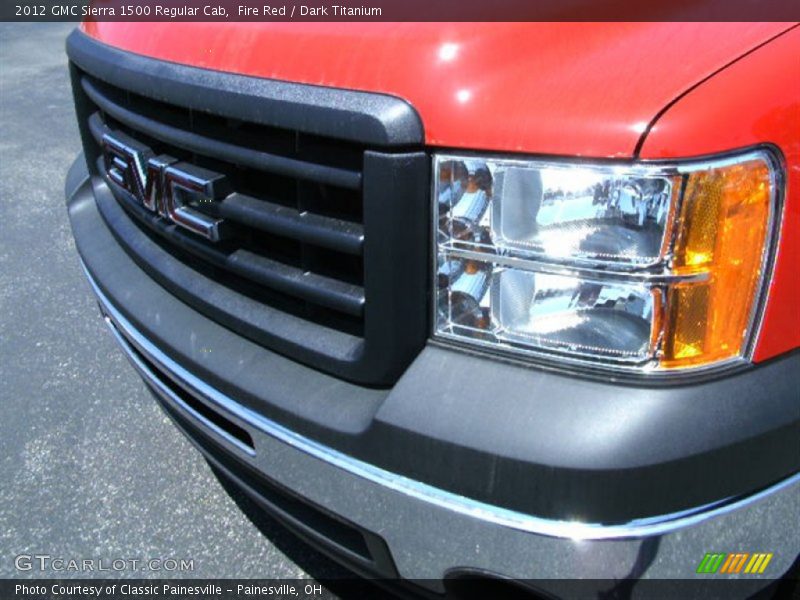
(101, 130, 230, 241)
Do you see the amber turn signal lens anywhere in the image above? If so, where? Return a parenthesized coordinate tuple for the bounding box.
(661, 158, 774, 368)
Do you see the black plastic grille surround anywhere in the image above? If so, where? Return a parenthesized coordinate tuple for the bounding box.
(67, 32, 429, 386)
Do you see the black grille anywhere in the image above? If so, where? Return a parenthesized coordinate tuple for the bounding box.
(83, 75, 366, 330)
(68, 33, 429, 386)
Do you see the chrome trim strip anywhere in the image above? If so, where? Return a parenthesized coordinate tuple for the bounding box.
(441, 247, 710, 284)
(80, 259, 800, 541)
(744, 147, 786, 362)
(101, 313, 257, 459)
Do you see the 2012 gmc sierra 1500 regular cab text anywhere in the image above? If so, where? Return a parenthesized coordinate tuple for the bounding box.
(64, 22, 799, 597)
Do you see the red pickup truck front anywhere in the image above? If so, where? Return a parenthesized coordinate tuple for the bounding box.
(65, 22, 799, 595)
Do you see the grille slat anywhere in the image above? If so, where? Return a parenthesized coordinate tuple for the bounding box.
(86, 111, 105, 144)
(220, 193, 364, 256)
(226, 251, 364, 317)
(69, 31, 429, 385)
(82, 77, 362, 190)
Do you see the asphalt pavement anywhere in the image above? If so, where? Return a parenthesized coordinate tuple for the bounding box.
(0, 22, 353, 587)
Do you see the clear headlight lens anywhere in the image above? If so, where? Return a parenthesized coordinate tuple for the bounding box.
(434, 151, 778, 372)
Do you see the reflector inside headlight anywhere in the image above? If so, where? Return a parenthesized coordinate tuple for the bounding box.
(434, 151, 778, 372)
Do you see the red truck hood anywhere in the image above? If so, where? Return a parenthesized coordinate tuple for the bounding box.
(83, 22, 790, 157)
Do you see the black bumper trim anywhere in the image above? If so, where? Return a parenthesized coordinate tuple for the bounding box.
(84, 247, 800, 542)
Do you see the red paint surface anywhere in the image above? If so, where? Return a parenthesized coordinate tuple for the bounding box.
(640, 27, 800, 362)
(82, 23, 789, 157)
(81, 22, 799, 361)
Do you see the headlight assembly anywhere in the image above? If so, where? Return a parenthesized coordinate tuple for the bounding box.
(433, 150, 780, 374)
